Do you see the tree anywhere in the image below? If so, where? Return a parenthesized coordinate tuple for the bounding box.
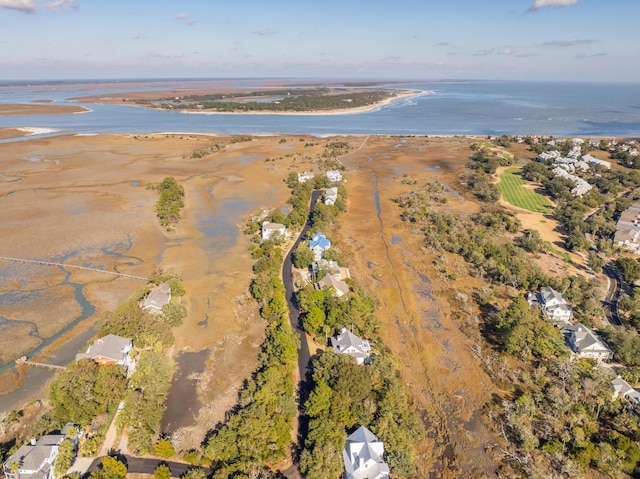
(155, 438, 175, 458)
(182, 468, 208, 479)
(518, 229, 544, 253)
(153, 464, 171, 479)
(90, 456, 127, 479)
(293, 244, 315, 269)
(617, 257, 640, 283)
(54, 439, 75, 477)
(160, 302, 187, 326)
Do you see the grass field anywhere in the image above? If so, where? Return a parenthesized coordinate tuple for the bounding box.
(497, 167, 553, 214)
(544, 241, 573, 264)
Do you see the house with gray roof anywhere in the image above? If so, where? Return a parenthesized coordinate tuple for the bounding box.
(76, 334, 133, 372)
(3, 434, 65, 479)
(142, 282, 171, 314)
(315, 274, 349, 298)
(528, 286, 573, 325)
(326, 170, 343, 182)
(324, 187, 339, 206)
(261, 221, 287, 241)
(615, 202, 640, 254)
(342, 426, 389, 479)
(612, 376, 640, 406)
(331, 328, 371, 365)
(564, 323, 613, 361)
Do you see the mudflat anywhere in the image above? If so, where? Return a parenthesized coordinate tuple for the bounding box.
(0, 104, 88, 116)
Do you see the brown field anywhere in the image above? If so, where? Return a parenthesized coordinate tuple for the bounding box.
(0, 131, 551, 475)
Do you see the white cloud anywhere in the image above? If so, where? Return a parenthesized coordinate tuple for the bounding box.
(576, 52, 606, 59)
(473, 49, 494, 57)
(47, 0, 78, 12)
(542, 38, 596, 47)
(253, 28, 277, 36)
(176, 13, 195, 26)
(0, 0, 35, 13)
(529, 0, 578, 10)
(498, 48, 517, 55)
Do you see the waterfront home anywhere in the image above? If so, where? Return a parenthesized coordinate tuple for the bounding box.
(528, 286, 573, 325)
(563, 323, 613, 361)
(342, 426, 390, 479)
(76, 334, 134, 371)
(261, 221, 287, 241)
(326, 170, 343, 182)
(324, 186, 338, 206)
(142, 282, 171, 314)
(309, 232, 331, 260)
(315, 274, 349, 298)
(331, 328, 371, 365)
(612, 376, 640, 406)
(3, 434, 65, 479)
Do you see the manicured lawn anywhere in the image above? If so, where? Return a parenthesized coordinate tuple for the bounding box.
(497, 167, 553, 214)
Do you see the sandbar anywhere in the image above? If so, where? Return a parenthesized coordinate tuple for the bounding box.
(0, 104, 89, 116)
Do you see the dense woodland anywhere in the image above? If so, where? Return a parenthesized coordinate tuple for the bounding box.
(154, 176, 185, 230)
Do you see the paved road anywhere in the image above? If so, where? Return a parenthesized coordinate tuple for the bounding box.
(603, 263, 623, 326)
(85, 455, 208, 478)
(282, 190, 321, 381)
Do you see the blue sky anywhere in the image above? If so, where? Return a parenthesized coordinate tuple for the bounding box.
(0, 0, 638, 81)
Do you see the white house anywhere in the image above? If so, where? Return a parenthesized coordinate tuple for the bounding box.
(142, 282, 171, 314)
(297, 172, 314, 183)
(528, 287, 573, 324)
(582, 154, 611, 169)
(261, 221, 287, 241)
(326, 170, 343, 182)
(309, 232, 331, 260)
(3, 434, 65, 479)
(564, 323, 613, 360)
(342, 426, 390, 479)
(324, 187, 338, 206)
(612, 376, 640, 405)
(331, 328, 371, 364)
(315, 274, 349, 298)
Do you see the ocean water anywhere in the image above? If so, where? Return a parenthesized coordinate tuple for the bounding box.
(0, 80, 639, 138)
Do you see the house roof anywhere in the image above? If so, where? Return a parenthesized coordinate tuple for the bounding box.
(76, 334, 131, 363)
(612, 376, 640, 403)
(343, 426, 389, 479)
(331, 328, 370, 360)
(142, 282, 171, 311)
(540, 287, 565, 304)
(567, 323, 611, 354)
(262, 222, 286, 230)
(4, 435, 63, 474)
(309, 232, 331, 250)
(316, 274, 349, 296)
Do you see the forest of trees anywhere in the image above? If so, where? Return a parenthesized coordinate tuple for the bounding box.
(155, 176, 185, 229)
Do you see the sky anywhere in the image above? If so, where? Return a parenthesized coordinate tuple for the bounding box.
(0, 0, 638, 82)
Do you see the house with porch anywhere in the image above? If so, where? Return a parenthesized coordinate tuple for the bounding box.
(326, 170, 343, 182)
(563, 323, 613, 361)
(142, 282, 171, 314)
(331, 328, 371, 365)
(324, 187, 339, 206)
(527, 286, 573, 325)
(612, 376, 640, 406)
(315, 274, 349, 298)
(3, 434, 65, 479)
(76, 334, 134, 372)
(261, 221, 287, 241)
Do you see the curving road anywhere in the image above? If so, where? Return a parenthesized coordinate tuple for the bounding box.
(603, 263, 623, 326)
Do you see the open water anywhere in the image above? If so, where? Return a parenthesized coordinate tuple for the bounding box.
(0, 79, 639, 137)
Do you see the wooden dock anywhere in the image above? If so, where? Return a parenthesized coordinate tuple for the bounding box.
(0, 256, 148, 281)
(16, 356, 67, 370)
